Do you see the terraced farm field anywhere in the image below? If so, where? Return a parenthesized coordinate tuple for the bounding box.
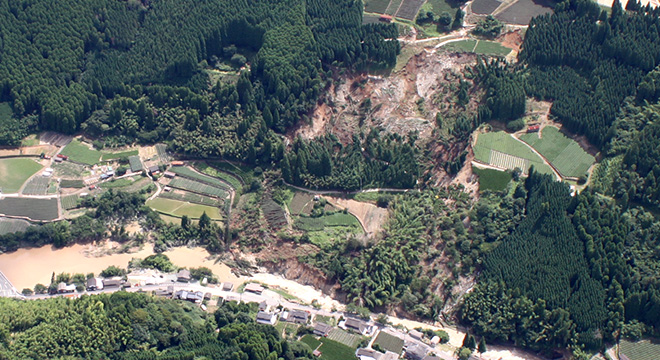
(620, 339, 660, 360)
(520, 126, 595, 178)
(289, 193, 314, 215)
(60, 179, 85, 188)
(147, 197, 223, 220)
(473, 131, 554, 176)
(101, 149, 138, 161)
(60, 139, 103, 165)
(294, 213, 360, 231)
(0, 218, 31, 235)
(61, 195, 80, 210)
(168, 178, 228, 198)
(160, 190, 223, 207)
(0, 158, 43, 193)
(170, 166, 231, 188)
(0, 197, 58, 221)
(192, 162, 242, 190)
(327, 328, 362, 348)
(318, 338, 356, 360)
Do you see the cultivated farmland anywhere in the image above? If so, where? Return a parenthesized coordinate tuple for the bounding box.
(473, 131, 554, 175)
(170, 166, 231, 189)
(373, 331, 404, 354)
(365, 0, 390, 13)
(619, 339, 660, 360)
(168, 178, 228, 198)
(327, 328, 362, 348)
(472, 166, 512, 192)
(301, 335, 321, 351)
(0, 197, 59, 221)
(192, 162, 243, 190)
(395, 0, 426, 20)
(59, 179, 85, 188)
(520, 126, 595, 178)
(318, 338, 357, 360)
(442, 40, 510, 56)
(147, 197, 223, 220)
(0, 218, 31, 235)
(261, 197, 288, 229)
(22, 176, 50, 195)
(101, 149, 139, 161)
(61, 195, 80, 210)
(472, 0, 502, 14)
(0, 158, 42, 193)
(160, 190, 223, 207)
(289, 192, 314, 215)
(60, 139, 103, 165)
(495, 0, 553, 25)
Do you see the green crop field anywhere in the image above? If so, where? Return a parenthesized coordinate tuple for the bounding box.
(52, 161, 86, 178)
(301, 335, 322, 351)
(147, 197, 223, 220)
(0, 218, 31, 235)
(170, 166, 231, 188)
(22, 176, 50, 195)
(520, 126, 595, 178)
(0, 158, 43, 193)
(385, 0, 403, 15)
(473, 131, 554, 176)
(160, 190, 223, 207)
(101, 149, 139, 161)
(318, 338, 356, 360)
(472, 166, 512, 192)
(99, 178, 134, 189)
(192, 162, 242, 190)
(60, 179, 85, 188)
(373, 331, 404, 354)
(327, 328, 362, 348)
(207, 161, 252, 184)
(0, 197, 59, 221)
(474, 40, 511, 56)
(365, 0, 391, 13)
(620, 339, 660, 360)
(168, 178, 228, 198)
(61, 195, 80, 210)
(289, 192, 314, 215)
(60, 139, 103, 165)
(295, 213, 360, 231)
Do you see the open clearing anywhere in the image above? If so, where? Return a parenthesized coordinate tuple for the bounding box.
(472, 166, 511, 192)
(0, 158, 43, 193)
(322, 196, 389, 236)
(0, 218, 31, 235)
(619, 339, 660, 360)
(0, 197, 59, 221)
(520, 126, 595, 178)
(373, 331, 404, 354)
(147, 197, 223, 220)
(60, 139, 103, 165)
(473, 131, 554, 176)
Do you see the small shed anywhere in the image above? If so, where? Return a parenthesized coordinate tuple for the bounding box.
(221, 282, 234, 291)
(256, 311, 277, 325)
(148, 165, 160, 175)
(379, 14, 393, 22)
(244, 283, 264, 294)
(177, 269, 191, 282)
(163, 171, 176, 179)
(86, 278, 104, 291)
(408, 329, 423, 341)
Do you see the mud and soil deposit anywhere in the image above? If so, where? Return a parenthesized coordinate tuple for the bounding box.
(0, 244, 238, 290)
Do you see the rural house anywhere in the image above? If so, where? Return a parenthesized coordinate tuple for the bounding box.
(177, 269, 191, 282)
(102, 278, 123, 288)
(221, 282, 234, 291)
(404, 344, 429, 360)
(86, 278, 104, 291)
(344, 318, 372, 335)
(313, 322, 333, 337)
(244, 283, 264, 294)
(256, 311, 278, 325)
(286, 309, 309, 324)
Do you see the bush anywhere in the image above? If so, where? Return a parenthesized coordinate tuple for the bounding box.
(141, 254, 176, 272)
(376, 194, 393, 208)
(472, 15, 503, 38)
(231, 54, 247, 68)
(506, 119, 525, 132)
(100, 265, 126, 278)
(33, 283, 48, 294)
(116, 166, 128, 176)
(22, 288, 33, 296)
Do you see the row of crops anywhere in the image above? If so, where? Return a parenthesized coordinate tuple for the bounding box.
(168, 178, 228, 199)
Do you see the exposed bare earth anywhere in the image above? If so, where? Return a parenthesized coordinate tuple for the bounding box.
(322, 195, 389, 236)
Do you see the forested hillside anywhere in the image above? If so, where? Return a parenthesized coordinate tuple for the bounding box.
(0, 293, 313, 360)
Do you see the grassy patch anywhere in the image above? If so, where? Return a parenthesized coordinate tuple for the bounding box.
(373, 331, 404, 354)
(301, 335, 322, 351)
(315, 315, 336, 326)
(443, 39, 478, 52)
(318, 338, 357, 360)
(60, 139, 103, 165)
(101, 149, 139, 161)
(207, 161, 252, 184)
(472, 167, 512, 192)
(474, 40, 511, 56)
(520, 126, 595, 178)
(619, 339, 660, 360)
(99, 178, 134, 189)
(473, 131, 554, 176)
(147, 197, 223, 220)
(295, 213, 360, 231)
(52, 161, 87, 179)
(0, 158, 43, 193)
(20, 134, 40, 147)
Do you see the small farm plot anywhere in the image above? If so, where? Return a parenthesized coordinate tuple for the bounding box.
(474, 40, 511, 56)
(155, 144, 171, 163)
(22, 176, 50, 195)
(472, 166, 512, 192)
(192, 162, 242, 190)
(262, 197, 287, 229)
(128, 155, 143, 172)
(160, 190, 223, 207)
(365, 0, 391, 13)
(327, 328, 362, 348)
(295, 213, 360, 232)
(168, 178, 228, 198)
(0, 197, 59, 221)
(170, 166, 231, 188)
(495, 0, 553, 25)
(60, 179, 85, 188)
(101, 149, 138, 161)
(473, 131, 554, 176)
(520, 126, 595, 178)
(395, 0, 426, 20)
(147, 197, 223, 220)
(52, 161, 86, 179)
(60, 139, 103, 165)
(318, 338, 357, 360)
(472, 0, 502, 14)
(99, 178, 134, 189)
(443, 39, 478, 53)
(384, 0, 403, 15)
(0, 158, 43, 193)
(619, 339, 660, 360)
(207, 161, 252, 184)
(289, 193, 314, 215)
(301, 335, 322, 351)
(373, 331, 404, 354)
(0, 218, 31, 235)
(61, 195, 80, 210)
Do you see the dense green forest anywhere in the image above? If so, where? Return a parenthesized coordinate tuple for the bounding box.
(0, 293, 314, 360)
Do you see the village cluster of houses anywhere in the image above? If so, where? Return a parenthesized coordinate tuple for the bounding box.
(55, 276, 125, 294)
